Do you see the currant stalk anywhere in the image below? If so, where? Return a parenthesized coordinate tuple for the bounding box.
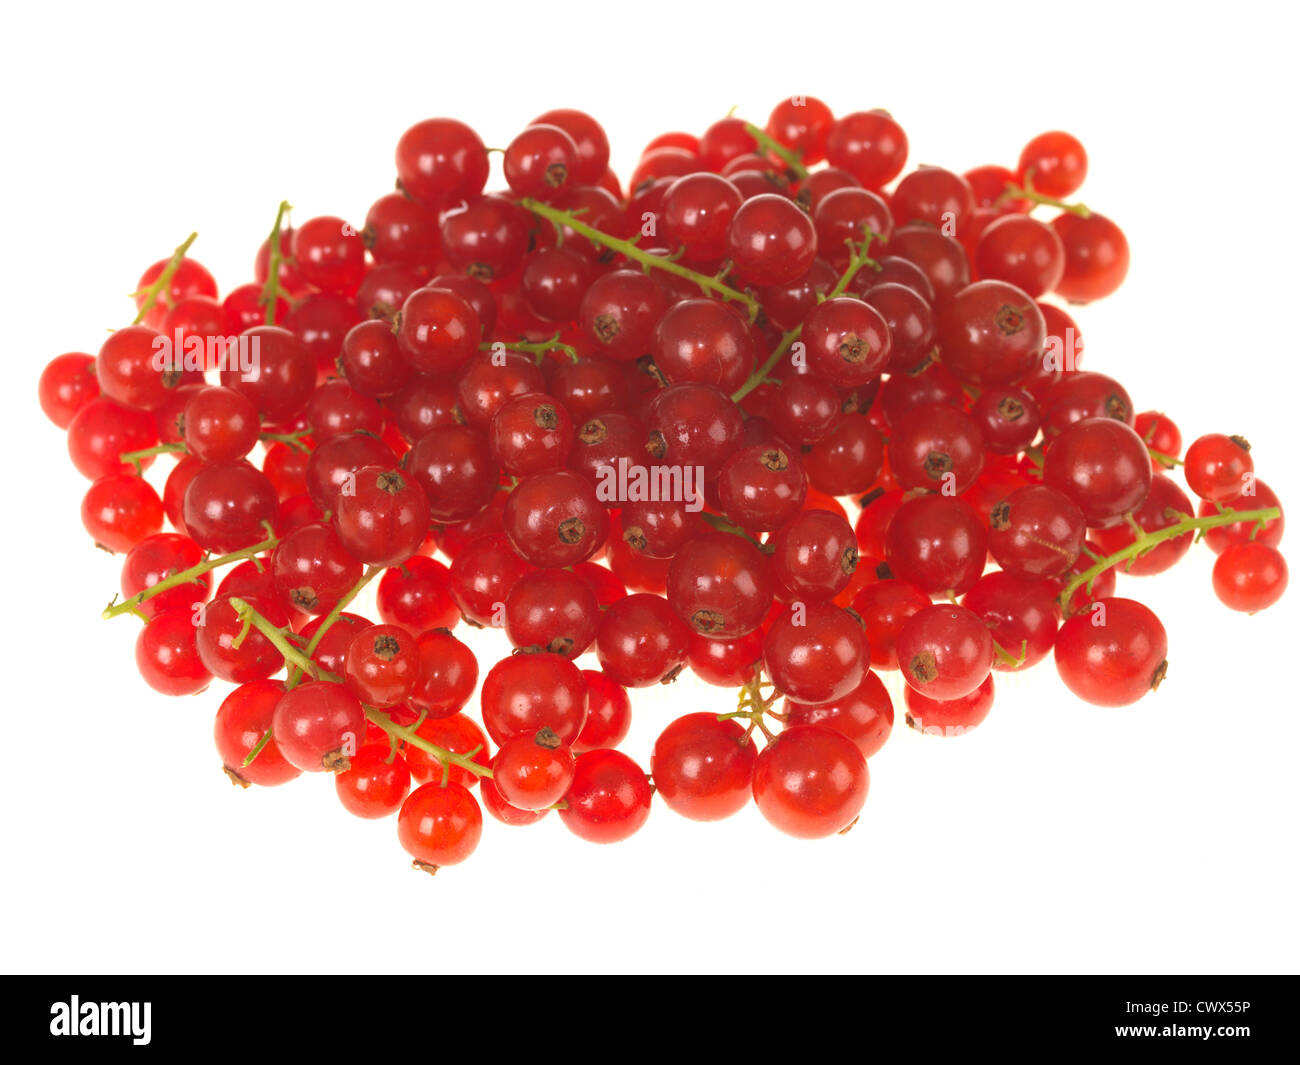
(120, 441, 187, 472)
(103, 528, 280, 619)
(284, 566, 384, 688)
(731, 232, 882, 403)
(228, 596, 331, 680)
(519, 198, 760, 319)
(365, 708, 493, 780)
(1057, 503, 1283, 611)
(131, 232, 199, 325)
(260, 201, 293, 326)
(999, 177, 1091, 218)
(480, 334, 579, 366)
(740, 122, 810, 180)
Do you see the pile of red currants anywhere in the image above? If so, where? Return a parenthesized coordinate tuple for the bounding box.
(38, 99, 1288, 870)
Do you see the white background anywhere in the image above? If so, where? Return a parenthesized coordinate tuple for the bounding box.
(2, 1, 1296, 975)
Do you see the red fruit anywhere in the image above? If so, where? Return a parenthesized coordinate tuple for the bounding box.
(784, 671, 894, 759)
(558, 750, 653, 844)
(752, 725, 868, 839)
(1212, 543, 1288, 613)
(272, 682, 368, 773)
(214, 680, 301, 787)
(1054, 598, 1167, 707)
(397, 782, 483, 868)
(651, 714, 757, 822)
(492, 728, 576, 811)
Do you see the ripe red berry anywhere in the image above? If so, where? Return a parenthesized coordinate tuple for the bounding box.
(1183, 434, 1254, 503)
(1017, 130, 1088, 198)
(896, 604, 994, 701)
(752, 725, 868, 839)
(726, 194, 818, 287)
(1054, 597, 1167, 707)
(763, 602, 867, 704)
(783, 671, 894, 759)
(214, 680, 301, 787)
(397, 781, 483, 869)
(272, 682, 368, 773)
(651, 713, 756, 822)
(557, 750, 653, 844)
(492, 727, 576, 811)
(1212, 543, 1288, 613)
(332, 465, 430, 567)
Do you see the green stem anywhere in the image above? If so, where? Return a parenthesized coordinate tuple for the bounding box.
(286, 566, 383, 687)
(103, 530, 280, 619)
(999, 177, 1091, 218)
(131, 233, 199, 325)
(741, 122, 810, 180)
(1058, 504, 1282, 611)
(520, 198, 760, 320)
(120, 441, 187, 472)
(1148, 446, 1182, 469)
(365, 708, 493, 779)
(260, 201, 293, 326)
(259, 427, 312, 453)
(731, 233, 881, 403)
(480, 334, 579, 366)
(228, 597, 329, 680)
(700, 512, 770, 552)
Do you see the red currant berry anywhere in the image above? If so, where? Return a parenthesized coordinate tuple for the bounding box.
(1051, 212, 1129, 303)
(492, 727, 576, 811)
(135, 608, 212, 696)
(1183, 433, 1254, 503)
(896, 604, 994, 701)
(1042, 417, 1152, 527)
(904, 673, 995, 736)
(666, 531, 775, 637)
(596, 592, 691, 687)
(764, 602, 867, 704)
(397, 781, 483, 869)
(557, 750, 653, 844)
(752, 725, 868, 838)
(1212, 543, 1288, 613)
(651, 713, 756, 822)
(885, 494, 988, 596)
(335, 744, 411, 819)
(272, 682, 367, 773)
(214, 679, 301, 787)
(408, 629, 478, 718)
(395, 118, 489, 207)
(1017, 131, 1088, 198)
(784, 671, 893, 758)
(1054, 597, 1167, 707)
(81, 474, 164, 554)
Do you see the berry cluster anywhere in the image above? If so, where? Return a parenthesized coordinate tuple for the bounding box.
(39, 100, 1287, 870)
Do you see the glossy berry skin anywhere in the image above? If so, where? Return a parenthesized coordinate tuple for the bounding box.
(651, 714, 756, 822)
(937, 281, 1046, 386)
(885, 495, 988, 596)
(620, 498, 700, 559)
(120, 533, 211, 619)
(579, 269, 669, 362)
(813, 187, 892, 267)
(376, 556, 458, 633)
(135, 609, 212, 696)
(344, 624, 420, 708)
(768, 509, 858, 603)
(333, 465, 430, 568)
(851, 579, 932, 670)
(971, 387, 1041, 454)
(96, 325, 193, 412)
(718, 445, 808, 531)
(183, 386, 260, 463)
(1017, 131, 1087, 198)
(489, 392, 574, 476)
(81, 474, 164, 554)
(396, 287, 481, 375)
(1042, 418, 1153, 527)
(408, 629, 478, 718)
(406, 425, 500, 523)
(975, 214, 1065, 298)
(504, 123, 579, 200)
(339, 320, 412, 398)
(521, 246, 599, 322)
(961, 571, 1060, 673)
(504, 567, 598, 658)
(1199, 480, 1284, 555)
(1134, 411, 1182, 469)
(292, 216, 365, 296)
(1212, 543, 1288, 613)
(596, 593, 691, 687)
(1054, 598, 1167, 707)
(904, 673, 995, 736)
(804, 415, 885, 497)
(662, 173, 743, 262)
(1090, 475, 1195, 576)
(397, 782, 483, 868)
(896, 604, 994, 701)
(480, 776, 549, 827)
(335, 745, 411, 819)
(1051, 213, 1129, 303)
(784, 671, 893, 759)
(801, 297, 892, 387)
(645, 383, 745, 479)
(183, 462, 279, 554)
(219, 326, 315, 424)
(196, 594, 288, 683)
(67, 396, 159, 480)
(503, 469, 609, 567)
(726, 194, 818, 287)
(888, 403, 986, 496)
(1183, 434, 1253, 503)
(1040, 371, 1134, 435)
(492, 728, 576, 811)
(574, 670, 633, 752)
(395, 117, 490, 206)
(988, 485, 1086, 579)
(447, 533, 532, 626)
(272, 682, 367, 773)
(825, 110, 908, 189)
(532, 108, 610, 183)
(862, 282, 934, 372)
(891, 166, 974, 230)
(134, 256, 217, 328)
(764, 603, 867, 704)
(39, 352, 99, 428)
(687, 630, 763, 687)
(214, 680, 301, 787)
(558, 750, 653, 844)
(480, 651, 587, 746)
(666, 532, 774, 638)
(651, 298, 756, 390)
(752, 725, 868, 839)
(271, 522, 363, 616)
